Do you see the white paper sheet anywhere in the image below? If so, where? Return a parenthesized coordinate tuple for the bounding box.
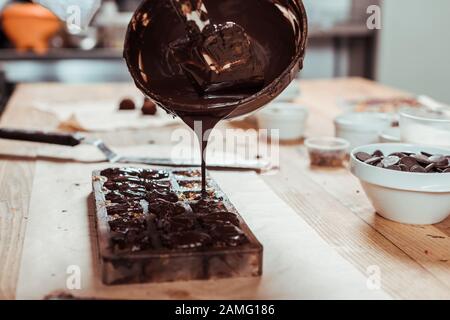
(33, 100, 180, 132)
(16, 161, 391, 300)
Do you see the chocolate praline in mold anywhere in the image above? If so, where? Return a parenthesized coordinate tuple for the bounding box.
(92, 167, 263, 285)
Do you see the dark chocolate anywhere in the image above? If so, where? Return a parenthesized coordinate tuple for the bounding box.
(163, 231, 212, 249)
(209, 224, 248, 247)
(141, 98, 158, 115)
(356, 150, 450, 173)
(197, 211, 240, 227)
(124, 0, 307, 195)
(190, 198, 226, 213)
(97, 168, 255, 254)
(169, 22, 265, 96)
(146, 189, 179, 203)
(119, 98, 136, 110)
(149, 198, 187, 217)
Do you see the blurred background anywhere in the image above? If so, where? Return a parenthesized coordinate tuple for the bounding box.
(0, 0, 449, 113)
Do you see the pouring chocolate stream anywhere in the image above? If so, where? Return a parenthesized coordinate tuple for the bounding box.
(124, 0, 308, 195)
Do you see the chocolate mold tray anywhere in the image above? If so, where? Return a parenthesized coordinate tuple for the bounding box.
(92, 167, 263, 285)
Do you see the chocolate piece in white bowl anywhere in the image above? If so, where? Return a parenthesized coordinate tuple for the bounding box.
(350, 143, 450, 225)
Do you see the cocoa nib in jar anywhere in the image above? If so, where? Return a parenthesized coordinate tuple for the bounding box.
(305, 138, 349, 168)
(309, 150, 346, 167)
(355, 150, 450, 173)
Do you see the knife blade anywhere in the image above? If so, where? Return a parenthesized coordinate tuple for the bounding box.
(0, 128, 271, 171)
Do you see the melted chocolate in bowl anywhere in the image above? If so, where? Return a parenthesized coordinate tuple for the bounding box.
(124, 0, 308, 195)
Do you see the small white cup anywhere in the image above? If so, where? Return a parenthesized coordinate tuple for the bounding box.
(275, 80, 301, 102)
(257, 102, 309, 141)
(334, 112, 391, 150)
(379, 127, 401, 143)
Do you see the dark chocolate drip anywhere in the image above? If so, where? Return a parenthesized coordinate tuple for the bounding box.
(178, 114, 220, 196)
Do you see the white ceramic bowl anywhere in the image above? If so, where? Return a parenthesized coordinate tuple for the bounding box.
(257, 102, 309, 141)
(379, 127, 401, 143)
(350, 143, 450, 225)
(275, 79, 301, 101)
(335, 112, 391, 150)
(399, 107, 450, 149)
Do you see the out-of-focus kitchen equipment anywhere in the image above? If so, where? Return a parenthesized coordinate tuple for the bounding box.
(36, 0, 101, 29)
(95, 0, 133, 48)
(1, 3, 62, 54)
(351, 143, 450, 225)
(257, 102, 309, 141)
(63, 27, 98, 50)
(116, 0, 142, 12)
(303, 0, 351, 28)
(0, 128, 270, 171)
(399, 107, 450, 149)
(340, 96, 421, 114)
(417, 95, 450, 118)
(334, 112, 391, 150)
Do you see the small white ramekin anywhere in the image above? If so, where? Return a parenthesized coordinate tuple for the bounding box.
(379, 127, 401, 143)
(399, 107, 450, 149)
(350, 143, 450, 225)
(257, 102, 309, 141)
(335, 112, 391, 150)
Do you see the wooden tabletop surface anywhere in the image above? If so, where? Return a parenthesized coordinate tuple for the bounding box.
(1, 78, 449, 300)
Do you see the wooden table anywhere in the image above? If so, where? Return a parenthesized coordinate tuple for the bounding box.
(1, 78, 449, 300)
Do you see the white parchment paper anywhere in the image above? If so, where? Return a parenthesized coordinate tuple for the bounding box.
(16, 161, 391, 300)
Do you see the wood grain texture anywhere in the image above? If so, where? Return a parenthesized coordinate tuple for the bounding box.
(0, 85, 39, 299)
(1, 79, 449, 299)
(263, 148, 450, 299)
(260, 78, 450, 299)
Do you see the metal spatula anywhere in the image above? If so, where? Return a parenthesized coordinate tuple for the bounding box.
(0, 128, 270, 171)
